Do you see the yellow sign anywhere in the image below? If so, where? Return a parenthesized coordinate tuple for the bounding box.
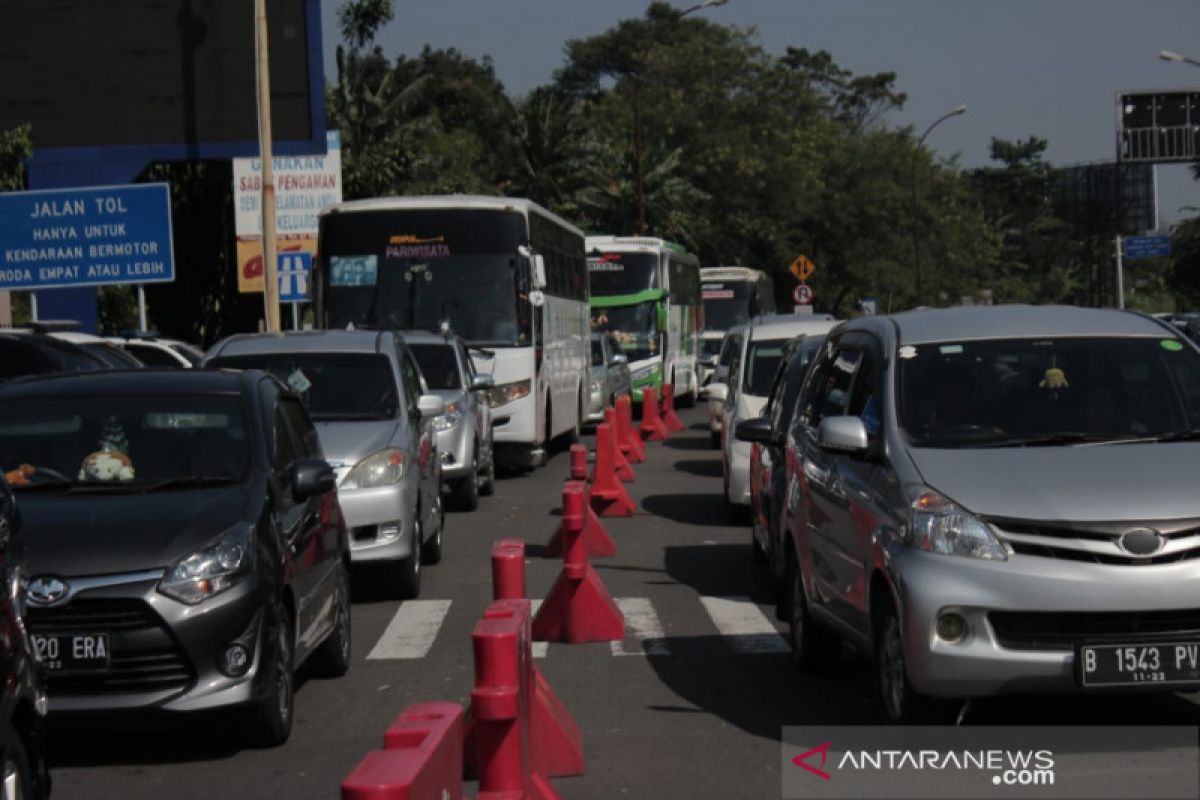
(790, 255, 816, 282)
(236, 235, 317, 293)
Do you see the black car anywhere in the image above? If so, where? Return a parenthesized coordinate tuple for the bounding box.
(0, 369, 351, 747)
(0, 481, 49, 798)
(0, 332, 105, 383)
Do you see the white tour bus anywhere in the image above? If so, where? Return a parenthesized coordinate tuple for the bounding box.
(699, 266, 776, 391)
(315, 195, 590, 467)
(586, 236, 702, 405)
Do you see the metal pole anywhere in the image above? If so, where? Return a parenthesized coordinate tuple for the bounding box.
(1115, 234, 1125, 309)
(137, 285, 147, 330)
(909, 106, 966, 308)
(256, 0, 281, 333)
(29, 293, 38, 322)
(291, 302, 299, 330)
(633, 80, 646, 235)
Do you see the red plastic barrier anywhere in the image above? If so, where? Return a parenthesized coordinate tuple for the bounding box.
(342, 701, 468, 800)
(492, 539, 526, 601)
(532, 483, 625, 644)
(615, 395, 646, 463)
(660, 383, 686, 433)
(603, 407, 636, 482)
(569, 444, 588, 482)
(638, 387, 670, 441)
(587, 424, 636, 517)
(546, 449, 618, 559)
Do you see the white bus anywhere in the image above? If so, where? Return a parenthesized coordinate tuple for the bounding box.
(699, 266, 776, 390)
(315, 195, 590, 468)
(586, 236, 702, 405)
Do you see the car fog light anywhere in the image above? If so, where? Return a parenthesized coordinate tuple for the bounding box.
(936, 613, 968, 643)
(378, 524, 402, 544)
(220, 643, 251, 677)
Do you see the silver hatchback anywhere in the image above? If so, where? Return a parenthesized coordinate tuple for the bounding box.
(760, 305, 1200, 722)
(205, 330, 446, 599)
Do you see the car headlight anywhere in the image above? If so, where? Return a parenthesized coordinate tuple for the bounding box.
(342, 449, 408, 489)
(435, 401, 462, 431)
(590, 378, 604, 393)
(905, 486, 1008, 561)
(158, 526, 254, 604)
(486, 379, 531, 408)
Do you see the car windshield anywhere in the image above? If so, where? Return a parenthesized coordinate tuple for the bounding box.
(702, 283, 754, 331)
(82, 342, 143, 368)
(0, 393, 249, 488)
(588, 252, 659, 296)
(898, 336, 1200, 448)
(745, 338, 788, 397)
(592, 302, 656, 361)
(410, 343, 461, 390)
(207, 353, 399, 421)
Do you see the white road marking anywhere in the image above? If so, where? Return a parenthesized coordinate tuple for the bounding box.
(699, 595, 789, 654)
(530, 599, 548, 659)
(611, 597, 671, 656)
(366, 600, 453, 660)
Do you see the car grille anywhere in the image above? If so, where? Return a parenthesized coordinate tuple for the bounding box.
(26, 598, 194, 696)
(989, 519, 1200, 566)
(989, 609, 1200, 651)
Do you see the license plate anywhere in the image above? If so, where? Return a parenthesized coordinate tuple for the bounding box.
(30, 633, 111, 671)
(1079, 642, 1200, 688)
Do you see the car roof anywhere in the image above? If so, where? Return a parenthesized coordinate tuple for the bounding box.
(748, 314, 839, 342)
(873, 305, 1176, 345)
(0, 368, 253, 398)
(206, 330, 396, 358)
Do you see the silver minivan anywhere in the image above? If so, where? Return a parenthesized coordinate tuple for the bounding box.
(756, 305, 1200, 722)
(205, 330, 445, 598)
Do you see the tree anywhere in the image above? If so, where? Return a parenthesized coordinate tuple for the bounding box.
(0, 124, 31, 191)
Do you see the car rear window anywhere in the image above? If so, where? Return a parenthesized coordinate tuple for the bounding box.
(744, 338, 788, 397)
(410, 344, 462, 390)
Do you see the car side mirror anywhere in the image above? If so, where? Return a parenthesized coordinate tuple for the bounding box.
(292, 459, 336, 501)
(734, 416, 773, 445)
(609, 353, 628, 366)
(470, 374, 495, 391)
(707, 383, 728, 403)
(816, 416, 869, 455)
(418, 394, 446, 418)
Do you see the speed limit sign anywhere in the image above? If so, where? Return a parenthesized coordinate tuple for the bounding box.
(792, 283, 814, 305)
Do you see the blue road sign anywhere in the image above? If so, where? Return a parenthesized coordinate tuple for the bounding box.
(1124, 234, 1171, 259)
(278, 251, 312, 303)
(0, 183, 174, 291)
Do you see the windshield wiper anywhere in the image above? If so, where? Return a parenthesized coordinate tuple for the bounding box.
(978, 432, 1150, 448)
(1150, 429, 1200, 443)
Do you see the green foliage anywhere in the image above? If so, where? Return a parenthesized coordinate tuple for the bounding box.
(337, 0, 394, 50)
(0, 124, 31, 191)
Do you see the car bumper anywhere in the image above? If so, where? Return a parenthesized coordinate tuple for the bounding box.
(586, 385, 606, 422)
(436, 422, 474, 481)
(726, 439, 752, 506)
(339, 483, 416, 562)
(27, 572, 280, 715)
(708, 398, 723, 432)
(892, 549, 1200, 698)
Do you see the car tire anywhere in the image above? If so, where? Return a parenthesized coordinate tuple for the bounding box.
(479, 447, 496, 496)
(396, 516, 422, 599)
(750, 510, 768, 563)
(246, 609, 295, 748)
(422, 494, 444, 565)
(0, 721, 35, 800)
(874, 597, 955, 723)
(785, 549, 841, 672)
(451, 450, 480, 511)
(723, 476, 749, 524)
(311, 563, 352, 678)
(710, 430, 721, 449)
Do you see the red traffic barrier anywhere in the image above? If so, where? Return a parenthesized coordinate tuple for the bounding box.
(587, 423, 636, 517)
(660, 383, 686, 433)
(638, 387, 670, 441)
(341, 701, 467, 800)
(532, 483, 625, 644)
(603, 407, 636, 482)
(616, 395, 646, 463)
(569, 443, 588, 482)
(492, 539, 527, 601)
(547, 448, 617, 558)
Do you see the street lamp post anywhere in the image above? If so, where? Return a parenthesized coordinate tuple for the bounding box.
(1159, 50, 1200, 69)
(632, 0, 728, 234)
(910, 105, 966, 306)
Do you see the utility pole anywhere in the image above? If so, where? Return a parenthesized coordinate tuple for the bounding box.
(256, 0, 281, 333)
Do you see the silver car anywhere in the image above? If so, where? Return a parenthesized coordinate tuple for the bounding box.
(204, 330, 446, 598)
(405, 331, 496, 511)
(587, 333, 631, 423)
(753, 305, 1200, 722)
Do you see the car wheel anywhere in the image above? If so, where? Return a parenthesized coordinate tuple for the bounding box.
(311, 563, 351, 678)
(451, 450, 480, 511)
(750, 505, 768, 563)
(422, 494, 444, 565)
(874, 597, 954, 723)
(247, 609, 295, 747)
(723, 476, 749, 524)
(396, 516, 422, 599)
(0, 721, 34, 800)
(710, 430, 721, 449)
(786, 549, 840, 671)
(479, 446, 496, 496)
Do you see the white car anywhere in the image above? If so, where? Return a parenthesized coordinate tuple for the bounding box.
(107, 335, 203, 367)
(720, 314, 838, 521)
(8, 322, 145, 368)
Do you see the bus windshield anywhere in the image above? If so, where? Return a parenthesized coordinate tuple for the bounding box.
(702, 282, 755, 331)
(593, 302, 657, 361)
(589, 252, 660, 297)
(320, 208, 530, 347)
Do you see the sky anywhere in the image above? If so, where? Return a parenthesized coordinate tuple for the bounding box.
(318, 0, 1200, 226)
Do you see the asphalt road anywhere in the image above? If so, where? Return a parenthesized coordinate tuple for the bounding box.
(45, 406, 1200, 799)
